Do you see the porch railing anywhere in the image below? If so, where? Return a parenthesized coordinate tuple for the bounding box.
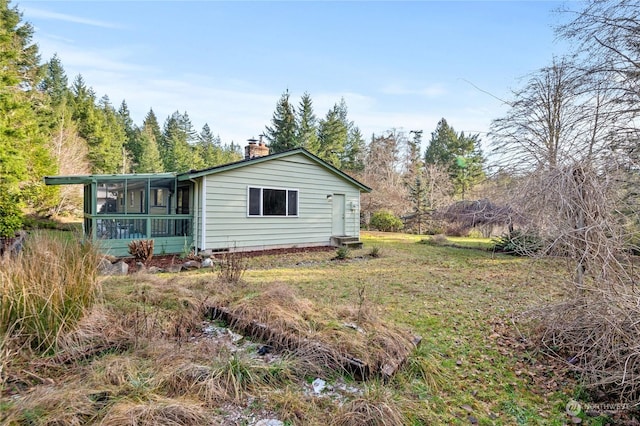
(88, 214, 193, 240)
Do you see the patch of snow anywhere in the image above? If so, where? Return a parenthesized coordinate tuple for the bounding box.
(312, 377, 326, 394)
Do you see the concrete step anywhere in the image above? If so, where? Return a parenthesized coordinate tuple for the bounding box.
(331, 236, 363, 249)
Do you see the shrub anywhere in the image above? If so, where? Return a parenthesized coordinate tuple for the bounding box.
(492, 230, 543, 256)
(218, 249, 248, 284)
(370, 210, 403, 232)
(335, 246, 350, 260)
(369, 246, 382, 258)
(0, 231, 101, 352)
(128, 239, 154, 265)
(0, 189, 23, 239)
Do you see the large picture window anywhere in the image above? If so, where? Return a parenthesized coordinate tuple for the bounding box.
(248, 187, 298, 216)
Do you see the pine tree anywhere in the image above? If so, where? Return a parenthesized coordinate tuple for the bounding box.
(116, 100, 137, 173)
(143, 109, 163, 148)
(41, 55, 90, 214)
(0, 0, 54, 213)
(70, 76, 123, 173)
(136, 130, 163, 173)
(97, 95, 126, 173)
(264, 90, 297, 153)
(424, 118, 485, 198)
(161, 111, 195, 173)
(342, 126, 366, 172)
(39, 54, 68, 106)
(317, 100, 349, 167)
(136, 109, 164, 172)
(196, 123, 224, 167)
(405, 130, 428, 234)
(295, 92, 318, 152)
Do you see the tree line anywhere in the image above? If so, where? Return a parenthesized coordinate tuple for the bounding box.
(0, 1, 242, 217)
(263, 91, 486, 230)
(0, 0, 487, 228)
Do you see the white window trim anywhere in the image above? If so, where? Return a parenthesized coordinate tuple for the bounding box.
(247, 186, 299, 217)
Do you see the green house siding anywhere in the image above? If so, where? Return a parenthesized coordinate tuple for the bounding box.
(45, 149, 369, 256)
(198, 153, 362, 251)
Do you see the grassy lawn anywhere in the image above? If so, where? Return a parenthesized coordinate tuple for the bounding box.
(245, 231, 573, 424)
(1, 231, 578, 425)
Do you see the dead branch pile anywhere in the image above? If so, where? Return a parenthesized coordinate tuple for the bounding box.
(515, 163, 640, 401)
(532, 289, 640, 400)
(205, 284, 420, 380)
(436, 199, 522, 230)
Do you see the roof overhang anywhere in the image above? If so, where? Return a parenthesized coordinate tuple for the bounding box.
(44, 173, 177, 186)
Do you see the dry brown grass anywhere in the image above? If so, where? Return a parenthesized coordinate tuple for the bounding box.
(3, 233, 568, 424)
(1, 385, 99, 425)
(0, 231, 101, 353)
(333, 383, 405, 426)
(206, 282, 419, 380)
(100, 397, 210, 426)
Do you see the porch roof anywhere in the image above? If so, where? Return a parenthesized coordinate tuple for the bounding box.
(44, 172, 177, 186)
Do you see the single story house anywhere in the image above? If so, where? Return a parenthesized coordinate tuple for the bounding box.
(44, 144, 372, 257)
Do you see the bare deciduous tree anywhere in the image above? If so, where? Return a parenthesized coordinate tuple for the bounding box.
(490, 57, 614, 171)
(490, 2, 640, 399)
(359, 130, 408, 223)
(49, 114, 90, 215)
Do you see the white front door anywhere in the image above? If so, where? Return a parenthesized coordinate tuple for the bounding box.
(332, 194, 346, 236)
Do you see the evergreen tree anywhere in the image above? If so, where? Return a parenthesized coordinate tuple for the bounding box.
(135, 111, 163, 173)
(295, 92, 318, 152)
(342, 126, 366, 172)
(223, 142, 242, 163)
(116, 100, 137, 173)
(405, 130, 423, 177)
(39, 54, 68, 106)
(317, 100, 349, 167)
(196, 123, 224, 168)
(264, 90, 297, 153)
(407, 170, 429, 234)
(424, 118, 485, 198)
(97, 95, 126, 173)
(69, 76, 122, 173)
(135, 130, 163, 173)
(161, 111, 195, 173)
(117, 100, 136, 141)
(143, 109, 163, 148)
(0, 0, 54, 212)
(41, 55, 90, 214)
(405, 130, 428, 233)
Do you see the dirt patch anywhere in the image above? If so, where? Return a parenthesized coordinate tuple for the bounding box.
(122, 246, 336, 272)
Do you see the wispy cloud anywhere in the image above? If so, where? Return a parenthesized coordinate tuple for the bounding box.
(22, 7, 120, 29)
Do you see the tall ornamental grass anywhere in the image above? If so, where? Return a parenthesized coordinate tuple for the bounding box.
(0, 231, 102, 352)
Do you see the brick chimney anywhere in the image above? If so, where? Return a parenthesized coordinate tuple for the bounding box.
(244, 136, 270, 160)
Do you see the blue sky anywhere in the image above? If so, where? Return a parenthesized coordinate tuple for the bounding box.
(20, 1, 572, 149)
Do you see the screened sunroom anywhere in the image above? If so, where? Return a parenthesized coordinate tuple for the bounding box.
(45, 173, 193, 256)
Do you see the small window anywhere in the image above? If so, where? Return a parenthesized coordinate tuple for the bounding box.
(249, 187, 261, 216)
(129, 191, 135, 208)
(287, 191, 298, 216)
(248, 187, 298, 217)
(152, 189, 164, 207)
